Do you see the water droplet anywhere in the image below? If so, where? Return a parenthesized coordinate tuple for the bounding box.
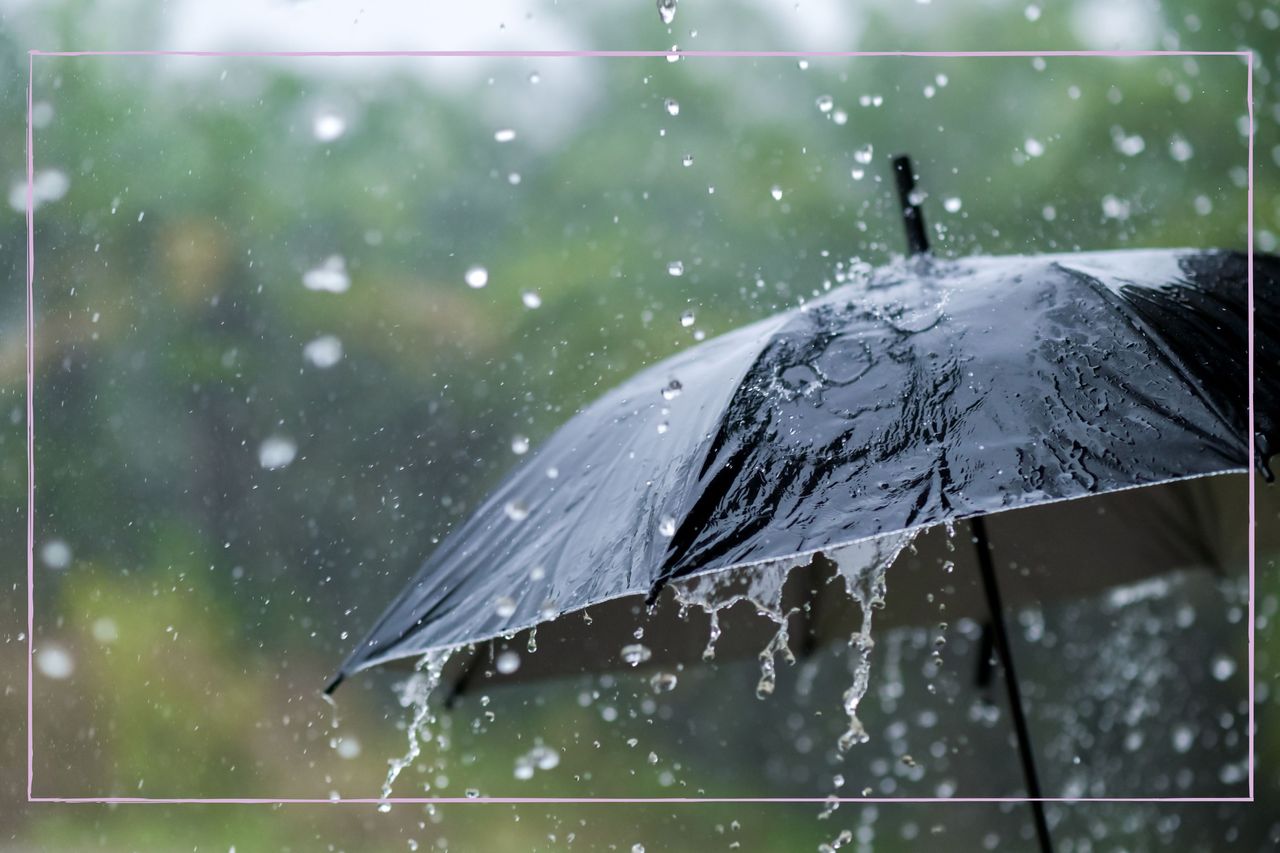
(770, 185, 783, 201)
(853, 144, 874, 165)
(494, 596, 517, 618)
(530, 566, 546, 581)
(36, 645, 74, 679)
(850, 168, 864, 181)
(303, 335, 343, 368)
(258, 436, 297, 470)
(517, 289, 542, 309)
(511, 435, 530, 455)
(91, 618, 118, 644)
(832, 109, 848, 125)
(621, 644, 652, 666)
(658, 516, 677, 537)
(656, 421, 669, 434)
(493, 128, 517, 143)
(682, 154, 694, 167)
(657, 0, 677, 24)
(680, 310, 695, 328)
(1212, 655, 1236, 681)
(302, 256, 350, 293)
(661, 379, 683, 400)
(664, 98, 680, 116)
(1024, 137, 1045, 157)
(528, 71, 540, 84)
(40, 539, 71, 570)
(1172, 724, 1195, 753)
(503, 500, 529, 521)
(943, 197, 963, 213)
(816, 94, 834, 113)
(8, 169, 70, 212)
(650, 672, 678, 693)
(667, 260, 684, 277)
(464, 266, 489, 289)
(1025, 4, 1041, 20)
(496, 651, 521, 674)
(334, 736, 361, 759)
(1169, 135, 1194, 162)
(532, 745, 559, 770)
(312, 111, 347, 142)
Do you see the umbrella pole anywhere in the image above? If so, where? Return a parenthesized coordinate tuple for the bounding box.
(971, 516, 1054, 853)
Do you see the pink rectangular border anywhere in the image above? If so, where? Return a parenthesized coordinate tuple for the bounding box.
(24, 48, 1256, 806)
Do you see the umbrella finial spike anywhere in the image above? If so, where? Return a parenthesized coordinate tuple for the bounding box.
(892, 154, 929, 257)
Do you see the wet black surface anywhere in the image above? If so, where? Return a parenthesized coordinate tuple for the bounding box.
(332, 249, 1278, 685)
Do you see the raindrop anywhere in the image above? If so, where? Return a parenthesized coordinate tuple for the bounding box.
(36, 645, 74, 680)
(650, 672, 678, 693)
(943, 197, 963, 213)
(496, 650, 521, 674)
(303, 335, 343, 368)
(258, 436, 297, 470)
(528, 71, 540, 84)
(664, 98, 680, 116)
(832, 109, 848, 125)
(657, 0, 676, 25)
(667, 260, 685, 277)
(1025, 4, 1041, 20)
(1169, 135, 1194, 162)
(770, 185, 783, 201)
(511, 435, 530, 455)
(302, 256, 351, 293)
(661, 379, 683, 400)
(1024, 138, 1045, 157)
(493, 128, 517, 143)
(1101, 195, 1131, 221)
(494, 596, 517, 618)
(816, 94, 835, 113)
(7, 169, 70, 212)
(1211, 655, 1236, 681)
(680, 310, 695, 328)
(464, 266, 489, 289)
(40, 539, 72, 570)
(853, 144, 874, 165)
(30, 100, 54, 128)
(520, 290, 542, 309)
(621, 644, 652, 666)
(334, 736, 361, 759)
(658, 516, 677, 538)
(312, 111, 347, 142)
(91, 618, 118, 644)
(682, 154, 694, 167)
(503, 500, 529, 522)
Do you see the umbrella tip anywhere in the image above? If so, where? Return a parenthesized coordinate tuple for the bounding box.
(891, 154, 930, 257)
(322, 671, 345, 695)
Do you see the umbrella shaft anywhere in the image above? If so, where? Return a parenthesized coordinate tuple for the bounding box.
(972, 516, 1053, 853)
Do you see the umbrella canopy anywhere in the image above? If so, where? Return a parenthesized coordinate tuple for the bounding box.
(329, 243, 1277, 687)
(329, 158, 1274, 851)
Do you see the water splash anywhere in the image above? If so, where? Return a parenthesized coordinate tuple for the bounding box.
(828, 532, 918, 754)
(671, 554, 809, 695)
(380, 649, 453, 807)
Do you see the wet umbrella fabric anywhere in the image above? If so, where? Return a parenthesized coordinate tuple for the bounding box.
(330, 162, 1275, 852)
(330, 246, 1276, 685)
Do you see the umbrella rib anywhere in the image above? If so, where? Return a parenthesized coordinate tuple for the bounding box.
(972, 516, 1054, 853)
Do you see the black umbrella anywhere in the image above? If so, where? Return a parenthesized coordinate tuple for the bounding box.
(330, 157, 1277, 850)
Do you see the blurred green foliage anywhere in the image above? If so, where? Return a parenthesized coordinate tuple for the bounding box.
(1, 0, 1279, 849)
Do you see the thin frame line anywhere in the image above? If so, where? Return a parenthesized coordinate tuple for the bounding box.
(29, 49, 1251, 58)
(24, 47, 1257, 807)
